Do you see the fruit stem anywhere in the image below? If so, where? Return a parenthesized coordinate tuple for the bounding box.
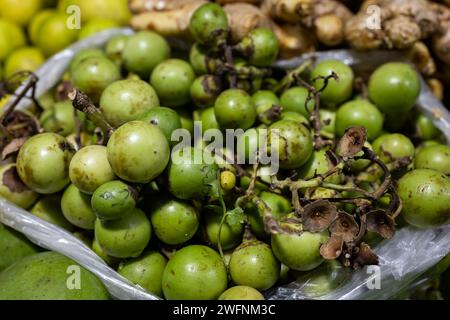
(68, 88, 115, 142)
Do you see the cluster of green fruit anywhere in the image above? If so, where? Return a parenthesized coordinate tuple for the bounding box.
(0, 2, 449, 301)
(0, 0, 130, 105)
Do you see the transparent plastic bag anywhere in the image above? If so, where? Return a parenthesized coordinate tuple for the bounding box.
(1, 29, 449, 300)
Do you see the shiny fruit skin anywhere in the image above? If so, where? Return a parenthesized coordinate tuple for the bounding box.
(100, 79, 159, 127)
(30, 195, 74, 231)
(59, 0, 131, 25)
(310, 59, 353, 107)
(137, 107, 182, 145)
(397, 169, 450, 228)
(0, 164, 38, 209)
(69, 145, 116, 195)
(189, 3, 229, 46)
(229, 240, 280, 291)
(238, 28, 279, 67)
(91, 180, 136, 221)
(414, 145, 450, 174)
(413, 113, 440, 141)
(69, 48, 106, 74)
(200, 107, 220, 131)
(4, 47, 44, 78)
(280, 86, 314, 117)
(218, 286, 265, 300)
(319, 109, 336, 135)
(162, 245, 228, 300)
(94, 208, 152, 258)
(107, 121, 170, 183)
(368, 62, 420, 114)
(335, 99, 383, 141)
(105, 34, 128, 65)
(271, 231, 329, 271)
(168, 147, 219, 200)
(214, 89, 256, 130)
(17, 133, 74, 194)
(190, 74, 221, 108)
(61, 184, 96, 230)
(269, 119, 313, 169)
(40, 101, 76, 136)
(123, 31, 170, 79)
(35, 13, 79, 57)
(118, 251, 167, 297)
(92, 237, 120, 267)
(70, 56, 120, 103)
(149, 197, 199, 245)
(150, 59, 196, 108)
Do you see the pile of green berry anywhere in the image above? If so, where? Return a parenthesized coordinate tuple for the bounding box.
(0, 3, 449, 300)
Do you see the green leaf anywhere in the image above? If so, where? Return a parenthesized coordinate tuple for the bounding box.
(225, 207, 245, 234)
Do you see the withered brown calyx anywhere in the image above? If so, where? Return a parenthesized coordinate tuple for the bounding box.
(366, 209, 396, 239)
(302, 199, 338, 232)
(337, 126, 367, 158)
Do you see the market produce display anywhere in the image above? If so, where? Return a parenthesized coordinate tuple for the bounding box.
(0, 0, 449, 301)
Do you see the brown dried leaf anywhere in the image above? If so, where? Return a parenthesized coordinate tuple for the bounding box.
(2, 165, 30, 193)
(366, 209, 395, 239)
(337, 126, 367, 157)
(352, 243, 379, 269)
(3, 110, 40, 139)
(329, 211, 359, 243)
(1, 137, 27, 160)
(302, 200, 338, 232)
(320, 234, 344, 260)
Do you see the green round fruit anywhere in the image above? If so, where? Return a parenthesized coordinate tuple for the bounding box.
(189, 3, 229, 46)
(247, 191, 291, 240)
(236, 128, 266, 163)
(28, 9, 55, 45)
(397, 169, 450, 228)
(149, 197, 199, 245)
(69, 48, 106, 73)
(69, 145, 116, 194)
(137, 107, 182, 144)
(190, 74, 222, 108)
(214, 89, 256, 130)
(4, 47, 44, 79)
(320, 109, 336, 135)
(0, 0, 43, 27)
(118, 251, 167, 297)
(77, 19, 119, 40)
(280, 86, 314, 117)
(107, 121, 170, 183)
(372, 133, 415, 163)
(17, 133, 74, 194)
(297, 149, 342, 184)
(105, 34, 128, 64)
(150, 59, 196, 108)
(204, 206, 243, 250)
(63, 0, 131, 25)
(200, 107, 220, 131)
(91, 180, 136, 221)
(335, 99, 384, 141)
(100, 79, 159, 127)
(92, 237, 120, 267)
(30, 195, 74, 230)
(0, 164, 38, 209)
(271, 231, 329, 271)
(35, 12, 79, 57)
(269, 119, 313, 169)
(189, 43, 210, 75)
(71, 56, 120, 103)
(237, 28, 279, 67)
(218, 286, 265, 300)
(279, 111, 309, 124)
(61, 184, 96, 230)
(40, 101, 77, 136)
(162, 245, 228, 300)
(95, 208, 152, 258)
(368, 62, 420, 115)
(168, 147, 219, 200)
(413, 113, 440, 140)
(0, 19, 26, 60)
(310, 59, 353, 107)
(123, 31, 170, 79)
(229, 240, 280, 291)
(415, 145, 450, 174)
(0, 251, 110, 300)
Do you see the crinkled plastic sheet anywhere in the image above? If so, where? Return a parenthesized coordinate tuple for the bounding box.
(0, 29, 449, 300)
